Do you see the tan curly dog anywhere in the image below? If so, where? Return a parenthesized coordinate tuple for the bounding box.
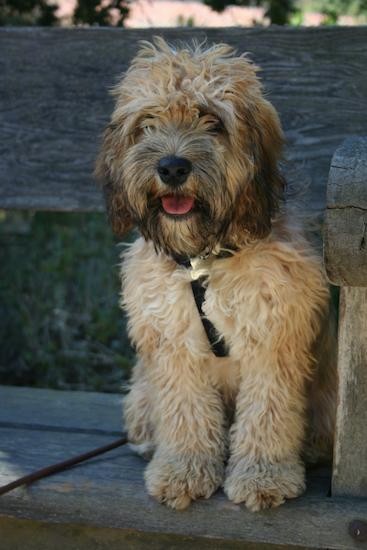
(96, 38, 336, 512)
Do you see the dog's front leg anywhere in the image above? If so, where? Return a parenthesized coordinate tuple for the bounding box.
(224, 346, 307, 512)
(145, 347, 226, 510)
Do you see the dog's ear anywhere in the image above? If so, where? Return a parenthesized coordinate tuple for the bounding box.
(95, 124, 134, 238)
(230, 77, 285, 241)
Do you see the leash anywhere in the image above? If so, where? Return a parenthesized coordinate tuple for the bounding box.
(0, 434, 127, 496)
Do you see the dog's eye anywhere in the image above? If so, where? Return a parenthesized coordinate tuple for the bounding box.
(207, 118, 225, 135)
(140, 116, 156, 131)
(198, 110, 225, 136)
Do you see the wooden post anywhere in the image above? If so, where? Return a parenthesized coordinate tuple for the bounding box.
(324, 137, 367, 497)
(333, 287, 367, 496)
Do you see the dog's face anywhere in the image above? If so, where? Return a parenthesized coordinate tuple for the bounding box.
(96, 38, 285, 257)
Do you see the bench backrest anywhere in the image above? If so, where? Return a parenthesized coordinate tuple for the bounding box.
(1, 27, 367, 213)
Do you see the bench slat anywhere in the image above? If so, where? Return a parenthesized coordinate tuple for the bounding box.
(0, 517, 313, 550)
(1, 27, 367, 213)
(0, 385, 366, 549)
(0, 385, 123, 436)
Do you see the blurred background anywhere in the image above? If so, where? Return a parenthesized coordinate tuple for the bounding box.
(1, 0, 366, 28)
(0, 0, 364, 393)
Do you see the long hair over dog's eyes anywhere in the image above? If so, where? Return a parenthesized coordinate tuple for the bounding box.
(207, 118, 226, 135)
(198, 110, 226, 136)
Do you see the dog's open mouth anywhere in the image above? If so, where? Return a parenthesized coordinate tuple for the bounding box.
(161, 194, 195, 216)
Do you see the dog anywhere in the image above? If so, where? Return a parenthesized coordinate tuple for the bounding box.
(96, 38, 337, 512)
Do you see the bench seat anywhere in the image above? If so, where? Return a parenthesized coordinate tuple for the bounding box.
(0, 385, 366, 550)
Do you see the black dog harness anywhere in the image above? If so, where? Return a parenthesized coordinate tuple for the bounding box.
(174, 250, 233, 358)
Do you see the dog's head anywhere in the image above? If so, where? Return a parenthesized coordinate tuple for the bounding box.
(96, 38, 285, 257)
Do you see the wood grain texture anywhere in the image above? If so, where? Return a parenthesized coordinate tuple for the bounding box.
(332, 287, 367, 498)
(1, 27, 367, 213)
(0, 517, 311, 550)
(0, 385, 364, 550)
(0, 385, 123, 436)
(325, 137, 367, 286)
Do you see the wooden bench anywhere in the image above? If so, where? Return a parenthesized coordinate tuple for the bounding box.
(1, 27, 367, 549)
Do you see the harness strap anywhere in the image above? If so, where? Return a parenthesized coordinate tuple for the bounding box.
(173, 252, 231, 358)
(191, 277, 229, 357)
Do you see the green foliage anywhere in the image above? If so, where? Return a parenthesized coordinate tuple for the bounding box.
(318, 0, 366, 19)
(320, 4, 339, 22)
(176, 14, 195, 26)
(0, 0, 129, 26)
(204, 0, 366, 23)
(289, 7, 303, 25)
(0, 0, 58, 26)
(203, 0, 228, 11)
(73, 0, 129, 26)
(265, 0, 294, 23)
(203, 0, 295, 24)
(0, 211, 134, 392)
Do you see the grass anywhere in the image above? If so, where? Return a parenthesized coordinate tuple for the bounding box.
(0, 211, 134, 392)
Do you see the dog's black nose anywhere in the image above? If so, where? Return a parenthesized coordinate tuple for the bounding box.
(157, 156, 192, 186)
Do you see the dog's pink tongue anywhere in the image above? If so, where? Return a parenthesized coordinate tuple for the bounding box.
(161, 195, 194, 215)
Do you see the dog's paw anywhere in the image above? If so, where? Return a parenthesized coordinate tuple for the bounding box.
(145, 451, 224, 510)
(224, 458, 305, 512)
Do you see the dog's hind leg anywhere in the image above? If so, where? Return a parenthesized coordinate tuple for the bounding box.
(124, 359, 155, 460)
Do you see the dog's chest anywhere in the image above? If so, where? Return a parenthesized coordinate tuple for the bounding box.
(123, 240, 269, 360)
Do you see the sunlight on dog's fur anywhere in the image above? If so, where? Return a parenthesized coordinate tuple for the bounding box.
(96, 37, 337, 512)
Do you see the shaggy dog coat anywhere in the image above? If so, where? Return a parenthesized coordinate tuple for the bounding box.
(96, 38, 336, 511)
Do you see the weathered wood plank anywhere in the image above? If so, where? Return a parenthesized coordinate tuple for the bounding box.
(332, 287, 367, 498)
(324, 137, 367, 286)
(0, 426, 355, 550)
(0, 385, 123, 435)
(0, 385, 364, 550)
(1, 27, 367, 213)
(0, 517, 311, 550)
